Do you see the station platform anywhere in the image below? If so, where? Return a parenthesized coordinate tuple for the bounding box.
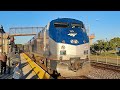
(20, 53, 39, 79)
(0, 53, 38, 79)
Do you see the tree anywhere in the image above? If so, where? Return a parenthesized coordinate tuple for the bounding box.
(91, 37, 120, 54)
(97, 40, 105, 53)
(109, 37, 120, 50)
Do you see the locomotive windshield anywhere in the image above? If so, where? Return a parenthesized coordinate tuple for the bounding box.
(54, 22, 69, 28)
(71, 23, 84, 28)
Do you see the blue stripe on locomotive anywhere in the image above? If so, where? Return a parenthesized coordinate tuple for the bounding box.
(49, 18, 89, 45)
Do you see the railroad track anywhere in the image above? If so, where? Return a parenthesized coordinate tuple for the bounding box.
(91, 62, 120, 72)
(85, 62, 120, 79)
(66, 62, 120, 79)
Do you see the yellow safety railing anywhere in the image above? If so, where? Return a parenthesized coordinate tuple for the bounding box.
(22, 53, 52, 79)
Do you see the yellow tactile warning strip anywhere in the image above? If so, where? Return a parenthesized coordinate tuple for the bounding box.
(20, 54, 38, 79)
(22, 53, 52, 79)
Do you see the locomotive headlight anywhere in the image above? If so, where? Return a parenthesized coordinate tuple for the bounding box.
(62, 40, 65, 43)
(70, 40, 74, 43)
(70, 39, 79, 44)
(74, 40, 79, 44)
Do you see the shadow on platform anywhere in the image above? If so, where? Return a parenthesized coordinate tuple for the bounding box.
(30, 72, 39, 79)
(20, 62, 29, 69)
(21, 67, 37, 79)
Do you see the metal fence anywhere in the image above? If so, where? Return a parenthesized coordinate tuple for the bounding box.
(90, 54, 120, 66)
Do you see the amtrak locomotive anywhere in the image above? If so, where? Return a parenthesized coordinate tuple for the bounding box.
(26, 18, 91, 77)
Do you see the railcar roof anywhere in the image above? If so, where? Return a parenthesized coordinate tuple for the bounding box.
(51, 18, 83, 23)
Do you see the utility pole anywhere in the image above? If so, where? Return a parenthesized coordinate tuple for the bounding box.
(88, 25, 90, 61)
(86, 16, 91, 62)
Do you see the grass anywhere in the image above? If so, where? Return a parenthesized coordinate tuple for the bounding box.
(90, 50, 120, 59)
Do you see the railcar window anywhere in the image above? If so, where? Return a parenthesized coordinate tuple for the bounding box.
(54, 22, 69, 28)
(71, 23, 83, 28)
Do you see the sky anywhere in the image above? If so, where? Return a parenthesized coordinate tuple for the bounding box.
(0, 11, 120, 44)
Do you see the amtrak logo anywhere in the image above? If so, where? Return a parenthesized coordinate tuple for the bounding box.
(68, 31, 77, 37)
(68, 33, 77, 37)
(68, 30, 77, 37)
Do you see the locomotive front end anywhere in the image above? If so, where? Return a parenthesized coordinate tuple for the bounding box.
(48, 18, 91, 77)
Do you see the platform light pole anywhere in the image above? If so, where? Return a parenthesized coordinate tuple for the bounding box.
(86, 16, 100, 61)
(86, 16, 90, 62)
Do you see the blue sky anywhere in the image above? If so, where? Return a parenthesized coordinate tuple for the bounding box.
(0, 11, 120, 44)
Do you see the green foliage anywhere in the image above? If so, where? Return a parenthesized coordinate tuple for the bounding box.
(91, 37, 120, 54)
(109, 37, 120, 50)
